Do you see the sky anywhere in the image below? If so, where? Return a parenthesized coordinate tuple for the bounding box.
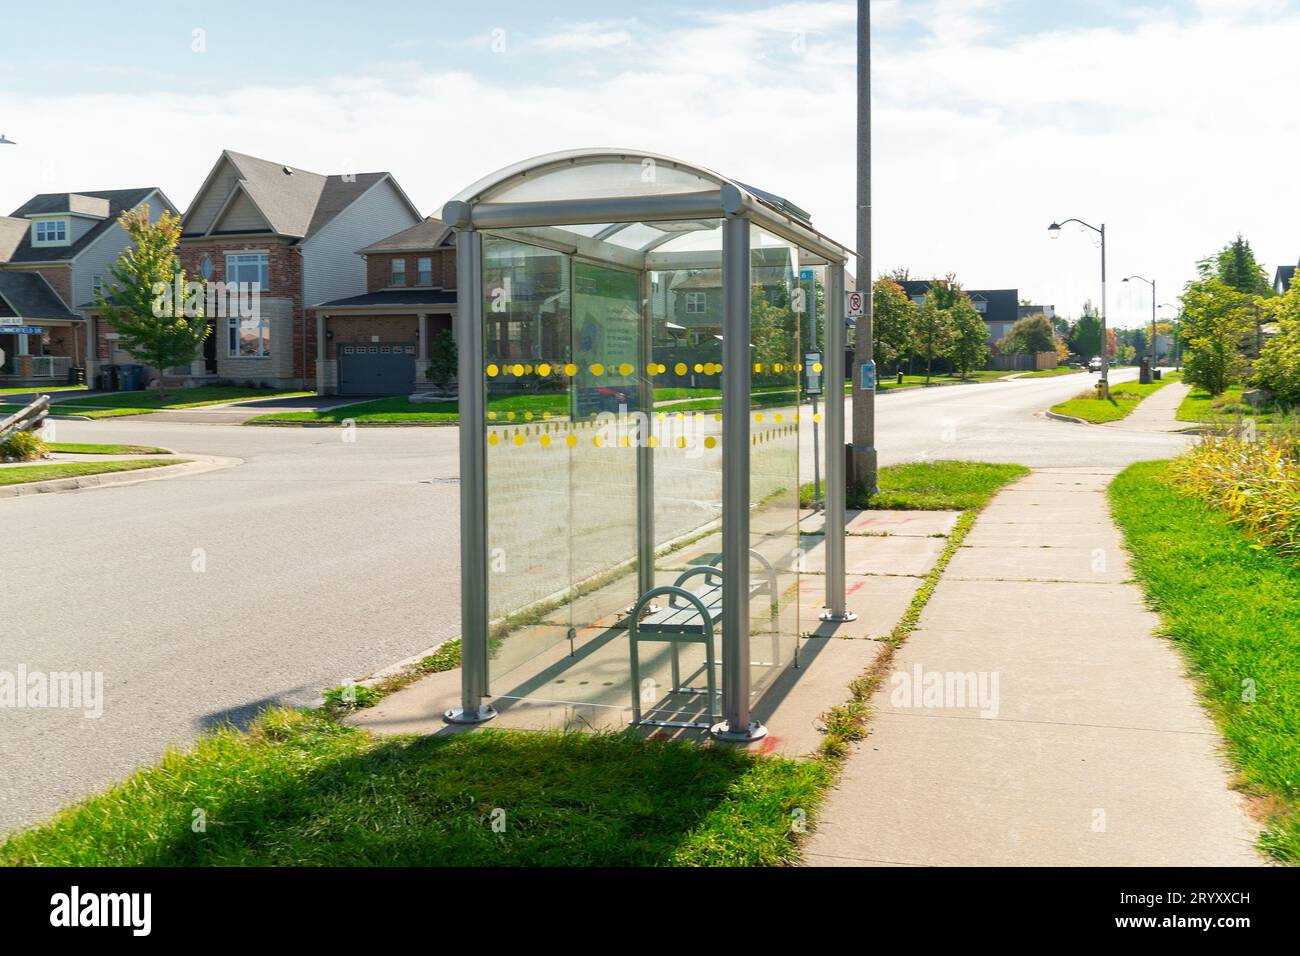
(1, 0, 1297, 328)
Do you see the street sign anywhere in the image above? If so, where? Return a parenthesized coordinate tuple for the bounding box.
(0, 326, 41, 335)
(846, 290, 865, 318)
(799, 268, 815, 283)
(804, 352, 822, 395)
(859, 360, 877, 390)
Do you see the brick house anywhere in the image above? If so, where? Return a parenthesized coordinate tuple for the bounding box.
(81, 149, 423, 389)
(0, 188, 177, 386)
(313, 217, 457, 396)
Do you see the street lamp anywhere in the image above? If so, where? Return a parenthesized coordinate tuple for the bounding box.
(0, 134, 16, 145)
(1048, 218, 1109, 398)
(1122, 274, 1157, 383)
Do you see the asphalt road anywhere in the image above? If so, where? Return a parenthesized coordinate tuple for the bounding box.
(0, 368, 1190, 832)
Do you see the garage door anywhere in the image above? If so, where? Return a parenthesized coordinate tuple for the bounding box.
(338, 343, 416, 396)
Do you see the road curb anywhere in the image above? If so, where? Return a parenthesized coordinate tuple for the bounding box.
(1043, 410, 1092, 425)
(0, 454, 243, 499)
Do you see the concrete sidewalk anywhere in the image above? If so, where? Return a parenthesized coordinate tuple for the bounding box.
(1107, 378, 1192, 432)
(804, 468, 1263, 867)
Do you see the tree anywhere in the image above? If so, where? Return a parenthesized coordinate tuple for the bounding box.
(871, 277, 913, 373)
(97, 205, 207, 399)
(912, 292, 956, 383)
(998, 315, 1055, 355)
(1070, 314, 1104, 360)
(1179, 278, 1255, 395)
(949, 297, 988, 379)
(1197, 234, 1272, 297)
(1255, 278, 1300, 404)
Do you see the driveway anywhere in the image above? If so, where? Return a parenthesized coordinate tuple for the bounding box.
(0, 368, 1189, 832)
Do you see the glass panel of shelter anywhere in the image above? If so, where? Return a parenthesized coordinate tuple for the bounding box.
(478, 216, 826, 728)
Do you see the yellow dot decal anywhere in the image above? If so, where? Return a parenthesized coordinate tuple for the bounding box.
(564, 363, 577, 376)
(813, 413, 823, 423)
(524, 365, 533, 375)
(704, 436, 717, 449)
(513, 433, 525, 446)
(593, 435, 603, 447)
(694, 363, 704, 374)
(813, 363, 823, 373)
(647, 363, 658, 376)
(486, 364, 499, 378)
(524, 412, 534, 421)
(488, 411, 497, 421)
(540, 434, 551, 447)
(566, 434, 577, 447)
(677, 437, 687, 449)
(775, 413, 783, 423)
(754, 363, 763, 373)
(590, 363, 604, 377)
(488, 433, 500, 446)
(538, 363, 552, 377)
(714, 413, 722, 422)
(619, 435, 630, 448)
(615, 362, 629, 376)
(774, 363, 783, 373)
(675, 363, 687, 376)
(506, 411, 516, 421)
(648, 435, 658, 448)
(512, 364, 525, 377)
(755, 413, 763, 422)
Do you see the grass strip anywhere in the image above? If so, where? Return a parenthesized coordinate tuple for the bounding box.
(1109, 460, 1300, 863)
(0, 459, 186, 487)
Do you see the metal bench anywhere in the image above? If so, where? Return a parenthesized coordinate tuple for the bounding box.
(628, 552, 780, 729)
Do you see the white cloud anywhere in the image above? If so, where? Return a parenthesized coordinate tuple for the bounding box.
(1, 1, 1296, 329)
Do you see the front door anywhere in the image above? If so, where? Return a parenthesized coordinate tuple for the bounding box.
(204, 321, 218, 373)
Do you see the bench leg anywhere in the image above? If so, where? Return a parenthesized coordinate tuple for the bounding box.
(704, 627, 719, 720)
(670, 641, 681, 693)
(629, 624, 642, 725)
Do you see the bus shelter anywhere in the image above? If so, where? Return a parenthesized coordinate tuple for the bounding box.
(442, 150, 854, 741)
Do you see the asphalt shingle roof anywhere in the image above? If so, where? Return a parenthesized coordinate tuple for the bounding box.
(5, 188, 158, 263)
(359, 217, 453, 254)
(313, 288, 457, 310)
(0, 271, 81, 321)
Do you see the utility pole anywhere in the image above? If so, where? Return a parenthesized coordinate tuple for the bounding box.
(852, 0, 878, 493)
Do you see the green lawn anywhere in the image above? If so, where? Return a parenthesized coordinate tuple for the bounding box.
(1176, 384, 1280, 425)
(800, 459, 1028, 510)
(251, 396, 460, 424)
(0, 458, 187, 487)
(62, 385, 312, 412)
(0, 385, 88, 395)
(1110, 460, 1300, 864)
(875, 370, 1012, 392)
(0, 402, 147, 421)
(1011, 366, 1082, 379)
(1050, 373, 1181, 424)
(45, 442, 171, 455)
(0, 708, 828, 867)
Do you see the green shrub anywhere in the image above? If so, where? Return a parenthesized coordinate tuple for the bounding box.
(426, 329, 457, 388)
(0, 430, 48, 462)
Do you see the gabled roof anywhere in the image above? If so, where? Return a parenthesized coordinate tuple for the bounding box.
(359, 217, 453, 254)
(186, 150, 416, 241)
(5, 188, 164, 263)
(0, 271, 81, 321)
(1275, 264, 1296, 293)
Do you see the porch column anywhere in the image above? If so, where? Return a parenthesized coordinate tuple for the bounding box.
(713, 212, 765, 742)
(412, 313, 435, 395)
(821, 264, 855, 622)
(445, 225, 495, 725)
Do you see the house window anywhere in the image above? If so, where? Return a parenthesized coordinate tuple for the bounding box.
(417, 257, 432, 286)
(910, 295, 925, 305)
(225, 253, 269, 289)
(973, 300, 988, 314)
(91, 275, 106, 298)
(227, 313, 271, 358)
(685, 292, 707, 314)
(199, 255, 215, 281)
(33, 219, 69, 244)
(391, 258, 407, 286)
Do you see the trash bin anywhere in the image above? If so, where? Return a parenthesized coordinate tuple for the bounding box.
(1153, 368, 1162, 381)
(118, 364, 143, 391)
(98, 364, 119, 392)
(67, 365, 86, 386)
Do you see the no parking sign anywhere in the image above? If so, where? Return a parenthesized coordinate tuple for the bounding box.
(846, 290, 865, 317)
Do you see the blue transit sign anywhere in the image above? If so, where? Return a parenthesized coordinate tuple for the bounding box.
(799, 268, 815, 283)
(0, 326, 42, 335)
(860, 360, 877, 390)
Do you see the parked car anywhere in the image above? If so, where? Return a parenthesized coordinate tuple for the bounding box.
(1088, 356, 1103, 372)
